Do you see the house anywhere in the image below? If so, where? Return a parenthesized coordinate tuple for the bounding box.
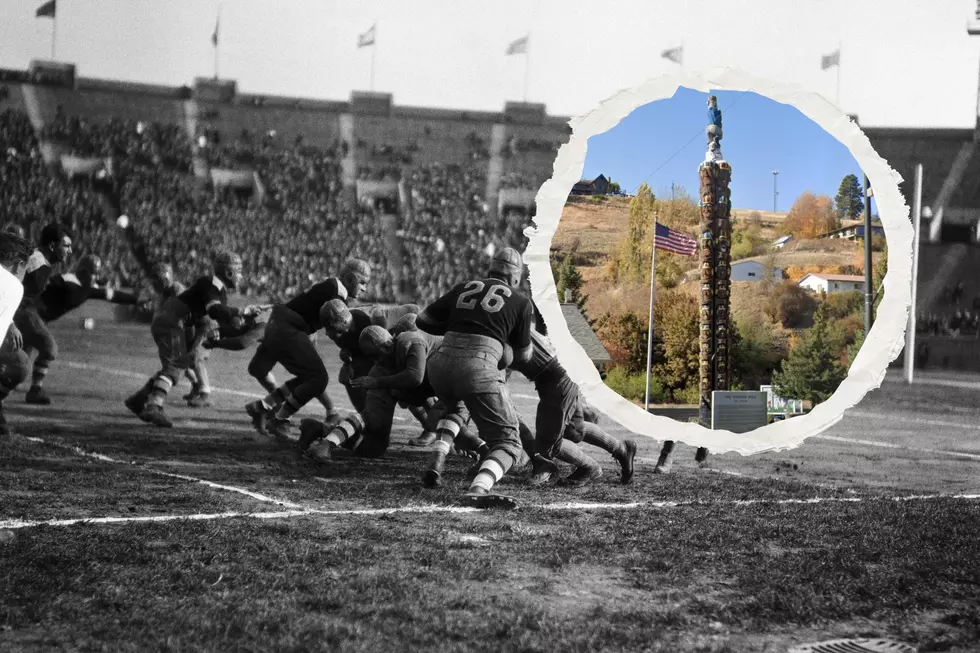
(798, 273, 866, 294)
(570, 174, 609, 196)
(817, 224, 886, 241)
(772, 235, 792, 249)
(730, 260, 784, 282)
(559, 301, 613, 372)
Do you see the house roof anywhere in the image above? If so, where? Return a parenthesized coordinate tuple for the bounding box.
(801, 273, 866, 283)
(773, 235, 792, 244)
(560, 303, 612, 364)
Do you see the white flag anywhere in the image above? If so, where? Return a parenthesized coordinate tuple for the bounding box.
(358, 24, 376, 48)
(661, 46, 682, 64)
(821, 49, 840, 70)
(506, 35, 528, 55)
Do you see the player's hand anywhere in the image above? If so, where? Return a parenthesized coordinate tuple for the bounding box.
(351, 377, 379, 390)
(7, 325, 23, 350)
(241, 304, 261, 317)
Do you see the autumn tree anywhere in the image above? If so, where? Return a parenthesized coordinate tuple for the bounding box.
(834, 174, 864, 220)
(649, 290, 700, 399)
(608, 183, 656, 283)
(782, 192, 839, 239)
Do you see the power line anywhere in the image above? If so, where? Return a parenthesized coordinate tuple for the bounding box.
(631, 91, 748, 196)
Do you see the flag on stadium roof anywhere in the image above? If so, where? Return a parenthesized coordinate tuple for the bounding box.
(821, 49, 840, 70)
(654, 222, 697, 256)
(358, 24, 376, 48)
(661, 46, 682, 64)
(36, 0, 56, 18)
(506, 35, 528, 55)
(211, 15, 219, 47)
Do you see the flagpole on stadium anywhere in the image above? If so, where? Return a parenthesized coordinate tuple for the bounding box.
(522, 33, 530, 102)
(370, 24, 377, 92)
(905, 163, 923, 384)
(51, 10, 57, 59)
(836, 40, 841, 108)
(644, 214, 659, 412)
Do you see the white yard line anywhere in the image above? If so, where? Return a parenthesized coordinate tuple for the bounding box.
(4, 492, 980, 531)
(813, 433, 980, 462)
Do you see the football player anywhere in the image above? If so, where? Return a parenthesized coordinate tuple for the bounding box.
(300, 324, 484, 463)
(125, 252, 261, 427)
(416, 247, 534, 510)
(244, 259, 371, 440)
(509, 328, 637, 487)
(11, 222, 73, 405)
(0, 230, 34, 436)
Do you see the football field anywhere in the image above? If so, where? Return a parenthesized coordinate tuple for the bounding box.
(1, 321, 979, 652)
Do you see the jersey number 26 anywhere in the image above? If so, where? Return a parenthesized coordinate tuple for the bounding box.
(456, 281, 511, 313)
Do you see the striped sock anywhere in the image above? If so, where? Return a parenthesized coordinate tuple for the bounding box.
(261, 386, 288, 411)
(274, 394, 302, 421)
(31, 363, 48, 388)
(582, 422, 626, 458)
(326, 413, 366, 446)
(469, 450, 515, 494)
(146, 376, 173, 407)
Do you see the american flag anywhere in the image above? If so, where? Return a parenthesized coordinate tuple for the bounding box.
(654, 222, 697, 256)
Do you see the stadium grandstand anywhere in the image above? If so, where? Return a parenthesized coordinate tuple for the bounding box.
(860, 119, 980, 372)
(0, 60, 569, 311)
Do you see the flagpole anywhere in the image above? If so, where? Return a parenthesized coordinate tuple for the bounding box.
(522, 33, 530, 102)
(370, 25, 377, 92)
(51, 10, 56, 59)
(836, 40, 841, 108)
(644, 221, 658, 411)
(905, 163, 923, 384)
(213, 4, 221, 80)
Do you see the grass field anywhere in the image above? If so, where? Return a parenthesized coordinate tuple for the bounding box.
(2, 320, 980, 652)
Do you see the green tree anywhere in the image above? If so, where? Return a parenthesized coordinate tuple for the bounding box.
(771, 312, 848, 403)
(650, 290, 700, 400)
(556, 252, 584, 302)
(593, 310, 650, 376)
(834, 174, 864, 221)
(731, 314, 790, 391)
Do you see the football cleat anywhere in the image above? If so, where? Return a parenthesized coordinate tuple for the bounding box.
(306, 438, 335, 464)
(458, 488, 518, 510)
(186, 392, 212, 408)
(139, 404, 173, 428)
(297, 418, 325, 452)
(266, 417, 294, 443)
(529, 455, 560, 486)
(618, 440, 638, 484)
(653, 450, 673, 475)
(408, 431, 437, 447)
(245, 400, 271, 436)
(124, 394, 146, 417)
(25, 386, 51, 405)
(562, 464, 602, 488)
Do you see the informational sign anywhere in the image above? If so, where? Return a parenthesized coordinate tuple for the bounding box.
(759, 385, 804, 414)
(711, 391, 768, 433)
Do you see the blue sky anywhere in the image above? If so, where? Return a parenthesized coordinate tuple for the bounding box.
(579, 87, 866, 214)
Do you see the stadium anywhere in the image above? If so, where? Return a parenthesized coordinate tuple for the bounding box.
(0, 45, 978, 653)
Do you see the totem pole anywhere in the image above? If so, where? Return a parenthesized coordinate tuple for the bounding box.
(697, 95, 732, 460)
(654, 94, 731, 474)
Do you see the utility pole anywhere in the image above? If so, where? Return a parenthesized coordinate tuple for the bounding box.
(772, 170, 779, 212)
(863, 175, 874, 334)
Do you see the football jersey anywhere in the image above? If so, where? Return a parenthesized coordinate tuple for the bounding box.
(38, 274, 95, 322)
(19, 249, 54, 310)
(285, 278, 348, 334)
(373, 330, 442, 392)
(170, 275, 228, 325)
(510, 329, 562, 382)
(419, 277, 533, 350)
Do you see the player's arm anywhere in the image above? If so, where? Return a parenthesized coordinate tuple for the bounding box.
(509, 300, 534, 364)
(358, 342, 426, 390)
(416, 288, 458, 336)
(89, 285, 139, 305)
(371, 303, 421, 328)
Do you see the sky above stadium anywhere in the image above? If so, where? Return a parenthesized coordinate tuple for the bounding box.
(580, 87, 863, 212)
(2, 0, 977, 211)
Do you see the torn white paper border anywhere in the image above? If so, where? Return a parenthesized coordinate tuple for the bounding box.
(525, 67, 911, 456)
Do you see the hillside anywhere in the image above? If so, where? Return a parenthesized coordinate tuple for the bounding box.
(553, 196, 883, 322)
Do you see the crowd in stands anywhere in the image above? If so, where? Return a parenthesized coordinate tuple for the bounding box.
(2, 105, 542, 309)
(915, 282, 980, 338)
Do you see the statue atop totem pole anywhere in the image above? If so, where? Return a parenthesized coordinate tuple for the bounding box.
(705, 94, 724, 162)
